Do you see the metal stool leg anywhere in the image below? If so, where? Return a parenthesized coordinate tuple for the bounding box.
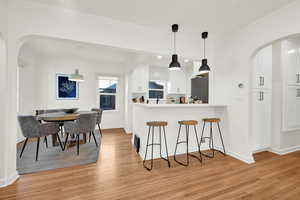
(162, 126, 171, 168)
(143, 126, 153, 171)
(186, 125, 189, 165)
(174, 124, 189, 166)
(193, 125, 203, 163)
(200, 122, 214, 158)
(217, 122, 226, 156)
(20, 138, 28, 158)
(210, 122, 215, 158)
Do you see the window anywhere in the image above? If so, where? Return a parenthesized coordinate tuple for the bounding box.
(98, 76, 118, 111)
(148, 80, 165, 99)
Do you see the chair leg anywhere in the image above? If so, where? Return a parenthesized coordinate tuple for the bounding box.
(64, 133, 69, 150)
(217, 122, 226, 156)
(162, 126, 171, 168)
(200, 122, 213, 158)
(210, 122, 215, 158)
(193, 125, 203, 163)
(186, 125, 189, 165)
(77, 134, 80, 156)
(98, 124, 102, 137)
(143, 126, 152, 171)
(20, 138, 28, 158)
(91, 131, 98, 147)
(89, 132, 92, 143)
(36, 137, 40, 161)
(56, 133, 64, 151)
(44, 136, 48, 148)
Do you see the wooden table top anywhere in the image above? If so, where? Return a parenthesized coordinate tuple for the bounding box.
(37, 111, 96, 122)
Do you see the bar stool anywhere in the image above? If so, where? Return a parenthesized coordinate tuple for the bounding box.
(174, 120, 202, 166)
(143, 121, 171, 171)
(200, 118, 226, 158)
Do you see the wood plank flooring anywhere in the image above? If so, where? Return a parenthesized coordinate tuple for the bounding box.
(1, 129, 300, 200)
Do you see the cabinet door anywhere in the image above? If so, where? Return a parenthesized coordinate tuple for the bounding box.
(285, 86, 300, 130)
(252, 90, 271, 151)
(131, 66, 149, 93)
(282, 40, 300, 85)
(168, 70, 186, 94)
(253, 45, 272, 89)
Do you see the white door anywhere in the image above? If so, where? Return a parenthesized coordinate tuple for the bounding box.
(252, 45, 272, 89)
(285, 86, 300, 129)
(282, 40, 300, 86)
(252, 89, 272, 152)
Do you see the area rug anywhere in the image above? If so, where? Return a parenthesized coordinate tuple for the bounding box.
(17, 131, 101, 174)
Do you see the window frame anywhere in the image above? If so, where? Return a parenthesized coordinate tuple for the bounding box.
(98, 76, 119, 112)
(148, 80, 166, 99)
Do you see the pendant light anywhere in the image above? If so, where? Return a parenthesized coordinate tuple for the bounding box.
(198, 32, 211, 75)
(169, 24, 181, 71)
(69, 69, 84, 82)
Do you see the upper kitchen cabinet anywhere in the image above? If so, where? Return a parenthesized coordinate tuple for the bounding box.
(252, 45, 272, 90)
(130, 65, 149, 93)
(282, 40, 300, 86)
(167, 70, 186, 94)
(283, 86, 300, 131)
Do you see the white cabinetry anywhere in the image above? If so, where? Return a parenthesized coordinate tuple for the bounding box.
(252, 45, 272, 152)
(167, 70, 186, 94)
(282, 40, 300, 86)
(252, 89, 272, 151)
(283, 86, 300, 130)
(252, 45, 272, 89)
(281, 40, 300, 131)
(130, 65, 149, 93)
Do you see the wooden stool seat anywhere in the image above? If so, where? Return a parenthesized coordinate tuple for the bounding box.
(178, 120, 198, 125)
(203, 118, 221, 123)
(146, 121, 168, 127)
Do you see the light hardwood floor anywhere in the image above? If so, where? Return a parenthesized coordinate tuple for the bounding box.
(1, 129, 300, 200)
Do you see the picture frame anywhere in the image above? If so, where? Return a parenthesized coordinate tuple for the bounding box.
(56, 74, 79, 100)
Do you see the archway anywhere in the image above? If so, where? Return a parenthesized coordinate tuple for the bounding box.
(250, 33, 300, 157)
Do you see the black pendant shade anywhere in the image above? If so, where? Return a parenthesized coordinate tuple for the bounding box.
(199, 59, 210, 74)
(169, 54, 181, 70)
(198, 32, 211, 75)
(169, 24, 181, 70)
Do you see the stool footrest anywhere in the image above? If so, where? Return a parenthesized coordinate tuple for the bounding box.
(147, 143, 161, 146)
(174, 153, 202, 166)
(176, 141, 187, 144)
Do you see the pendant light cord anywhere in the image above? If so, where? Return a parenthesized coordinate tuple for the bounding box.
(203, 39, 206, 58)
(174, 32, 176, 54)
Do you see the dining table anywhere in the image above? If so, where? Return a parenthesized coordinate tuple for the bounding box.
(37, 111, 96, 147)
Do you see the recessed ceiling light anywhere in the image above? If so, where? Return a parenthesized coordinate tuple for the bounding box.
(184, 59, 189, 63)
(157, 55, 163, 60)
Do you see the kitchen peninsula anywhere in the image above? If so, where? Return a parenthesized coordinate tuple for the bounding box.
(132, 103, 228, 160)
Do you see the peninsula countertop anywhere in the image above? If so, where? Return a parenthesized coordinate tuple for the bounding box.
(132, 103, 227, 108)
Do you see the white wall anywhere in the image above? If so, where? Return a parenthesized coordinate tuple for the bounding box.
(19, 53, 126, 131)
(213, 0, 300, 161)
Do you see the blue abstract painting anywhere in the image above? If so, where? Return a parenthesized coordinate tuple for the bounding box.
(56, 74, 79, 99)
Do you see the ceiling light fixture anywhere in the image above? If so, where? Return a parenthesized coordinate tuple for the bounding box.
(157, 55, 163, 60)
(169, 24, 181, 71)
(69, 69, 84, 82)
(184, 59, 189, 63)
(198, 32, 211, 75)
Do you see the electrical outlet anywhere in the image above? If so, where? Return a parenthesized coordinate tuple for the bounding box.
(200, 138, 205, 143)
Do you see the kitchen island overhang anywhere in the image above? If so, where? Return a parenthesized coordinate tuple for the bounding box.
(132, 104, 229, 160)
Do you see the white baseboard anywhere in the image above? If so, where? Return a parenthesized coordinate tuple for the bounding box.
(252, 147, 270, 154)
(17, 136, 25, 144)
(0, 171, 19, 188)
(227, 151, 255, 164)
(269, 145, 300, 155)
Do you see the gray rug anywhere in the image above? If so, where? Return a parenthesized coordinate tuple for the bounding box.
(17, 131, 101, 174)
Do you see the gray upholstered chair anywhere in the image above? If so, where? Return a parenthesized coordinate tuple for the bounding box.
(18, 115, 64, 161)
(64, 113, 98, 155)
(91, 108, 103, 138)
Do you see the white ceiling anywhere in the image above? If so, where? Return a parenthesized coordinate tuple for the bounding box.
(19, 37, 193, 68)
(25, 0, 295, 34)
